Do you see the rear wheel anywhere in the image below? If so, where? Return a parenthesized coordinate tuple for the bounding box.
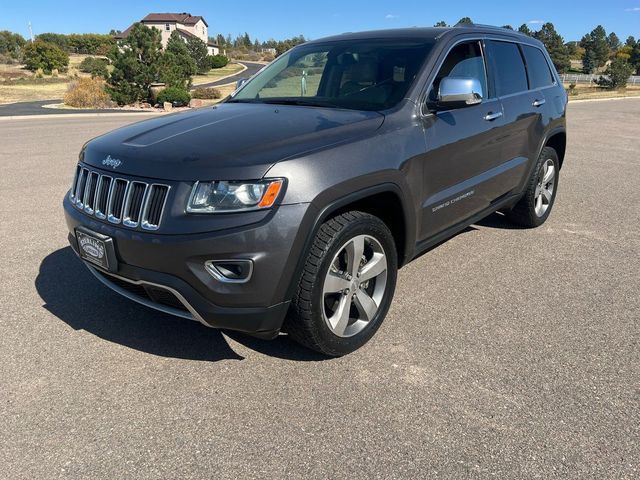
(505, 146, 559, 228)
(285, 211, 397, 356)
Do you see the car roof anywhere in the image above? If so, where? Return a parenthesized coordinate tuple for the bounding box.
(306, 25, 543, 47)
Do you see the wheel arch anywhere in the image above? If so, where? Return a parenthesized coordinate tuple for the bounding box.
(282, 183, 415, 302)
(543, 130, 567, 169)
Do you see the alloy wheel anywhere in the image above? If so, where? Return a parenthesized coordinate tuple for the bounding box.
(321, 234, 388, 337)
(534, 159, 556, 217)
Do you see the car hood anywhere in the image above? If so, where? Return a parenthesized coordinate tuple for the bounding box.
(81, 103, 385, 181)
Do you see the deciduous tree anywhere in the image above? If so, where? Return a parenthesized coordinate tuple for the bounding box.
(22, 40, 69, 74)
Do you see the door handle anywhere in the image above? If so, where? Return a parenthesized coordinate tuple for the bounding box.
(532, 99, 546, 107)
(483, 111, 503, 121)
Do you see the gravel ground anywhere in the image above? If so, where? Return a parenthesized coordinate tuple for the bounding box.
(0, 99, 638, 479)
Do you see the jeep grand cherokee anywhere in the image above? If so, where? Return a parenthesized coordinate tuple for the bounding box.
(64, 25, 567, 356)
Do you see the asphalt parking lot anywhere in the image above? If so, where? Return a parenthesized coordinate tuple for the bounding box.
(1, 99, 638, 479)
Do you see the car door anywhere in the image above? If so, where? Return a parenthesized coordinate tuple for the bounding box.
(484, 40, 540, 196)
(418, 39, 506, 240)
(520, 43, 564, 149)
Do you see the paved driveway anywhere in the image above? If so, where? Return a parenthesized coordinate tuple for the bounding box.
(193, 61, 265, 89)
(0, 99, 638, 479)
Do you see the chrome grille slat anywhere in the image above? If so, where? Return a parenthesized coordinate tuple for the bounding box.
(94, 175, 112, 219)
(83, 172, 99, 214)
(141, 185, 170, 231)
(108, 179, 129, 224)
(122, 182, 148, 228)
(70, 165, 80, 200)
(70, 164, 170, 230)
(75, 168, 89, 207)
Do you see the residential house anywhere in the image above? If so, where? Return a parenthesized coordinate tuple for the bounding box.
(116, 12, 221, 55)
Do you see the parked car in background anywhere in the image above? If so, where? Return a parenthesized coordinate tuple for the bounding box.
(64, 24, 567, 356)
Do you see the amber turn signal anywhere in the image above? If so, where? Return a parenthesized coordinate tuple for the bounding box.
(258, 180, 284, 208)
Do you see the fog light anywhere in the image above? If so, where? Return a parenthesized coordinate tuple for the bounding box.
(205, 260, 253, 283)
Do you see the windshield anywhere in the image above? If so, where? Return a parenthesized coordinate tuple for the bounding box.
(229, 39, 435, 111)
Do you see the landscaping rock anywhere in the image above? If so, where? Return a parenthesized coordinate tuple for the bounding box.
(163, 102, 173, 111)
(140, 102, 152, 109)
(189, 99, 204, 108)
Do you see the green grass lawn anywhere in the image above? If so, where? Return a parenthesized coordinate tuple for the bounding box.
(192, 63, 245, 85)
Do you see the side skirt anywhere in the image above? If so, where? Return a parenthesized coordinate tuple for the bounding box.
(411, 193, 521, 260)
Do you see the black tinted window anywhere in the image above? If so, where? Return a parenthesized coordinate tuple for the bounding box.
(429, 41, 487, 101)
(522, 45, 554, 89)
(487, 41, 528, 96)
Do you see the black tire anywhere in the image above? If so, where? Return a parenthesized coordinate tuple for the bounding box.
(505, 146, 560, 228)
(284, 211, 398, 356)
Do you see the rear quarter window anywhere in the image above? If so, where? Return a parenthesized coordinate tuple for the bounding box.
(487, 41, 528, 96)
(522, 45, 555, 89)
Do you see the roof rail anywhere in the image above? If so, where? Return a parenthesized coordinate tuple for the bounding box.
(453, 22, 521, 33)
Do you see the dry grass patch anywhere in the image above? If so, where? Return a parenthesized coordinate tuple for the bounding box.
(0, 80, 69, 103)
(566, 83, 640, 101)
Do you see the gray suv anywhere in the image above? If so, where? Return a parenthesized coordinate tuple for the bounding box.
(63, 25, 567, 356)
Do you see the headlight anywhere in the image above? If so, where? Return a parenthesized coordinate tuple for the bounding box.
(186, 179, 284, 213)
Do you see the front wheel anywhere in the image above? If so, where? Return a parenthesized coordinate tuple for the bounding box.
(285, 211, 398, 356)
(505, 146, 560, 228)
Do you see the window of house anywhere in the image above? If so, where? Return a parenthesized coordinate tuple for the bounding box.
(165, 24, 170, 31)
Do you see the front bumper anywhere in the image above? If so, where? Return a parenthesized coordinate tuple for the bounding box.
(63, 195, 312, 338)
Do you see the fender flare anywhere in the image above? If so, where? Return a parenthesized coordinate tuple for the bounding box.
(281, 182, 414, 302)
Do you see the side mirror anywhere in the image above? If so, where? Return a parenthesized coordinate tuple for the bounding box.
(437, 76, 483, 109)
(235, 78, 248, 90)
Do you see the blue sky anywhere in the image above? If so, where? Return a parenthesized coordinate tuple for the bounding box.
(2, 0, 639, 42)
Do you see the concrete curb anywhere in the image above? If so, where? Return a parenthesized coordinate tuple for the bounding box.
(569, 95, 640, 103)
(0, 111, 163, 121)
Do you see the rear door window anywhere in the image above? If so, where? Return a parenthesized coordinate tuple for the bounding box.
(522, 45, 555, 89)
(486, 41, 528, 96)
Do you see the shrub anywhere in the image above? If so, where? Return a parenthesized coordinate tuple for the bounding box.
(191, 87, 221, 99)
(596, 58, 634, 89)
(567, 82, 577, 95)
(108, 23, 162, 105)
(186, 36, 210, 74)
(158, 31, 196, 89)
(64, 77, 113, 108)
(22, 40, 69, 74)
(208, 54, 229, 69)
(157, 86, 191, 106)
(79, 57, 109, 78)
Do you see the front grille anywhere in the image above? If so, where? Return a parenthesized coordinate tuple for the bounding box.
(70, 165, 170, 230)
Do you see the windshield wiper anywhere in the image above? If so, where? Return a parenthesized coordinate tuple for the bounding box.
(259, 98, 341, 108)
(228, 98, 342, 108)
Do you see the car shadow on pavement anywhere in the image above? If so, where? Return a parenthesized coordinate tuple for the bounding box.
(36, 247, 327, 363)
(475, 212, 527, 230)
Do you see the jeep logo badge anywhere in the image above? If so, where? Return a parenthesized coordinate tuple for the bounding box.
(102, 155, 122, 169)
